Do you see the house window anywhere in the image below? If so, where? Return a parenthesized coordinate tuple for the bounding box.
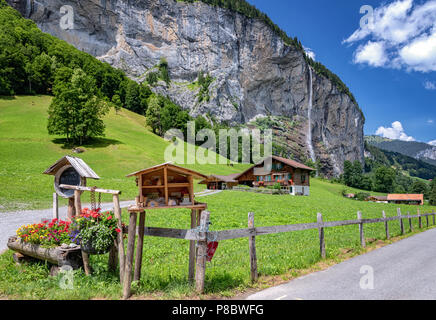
(301, 174, 306, 184)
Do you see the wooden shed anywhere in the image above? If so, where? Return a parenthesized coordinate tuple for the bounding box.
(126, 162, 208, 209)
(199, 174, 240, 190)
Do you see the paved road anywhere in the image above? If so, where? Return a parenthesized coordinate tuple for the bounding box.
(247, 228, 436, 300)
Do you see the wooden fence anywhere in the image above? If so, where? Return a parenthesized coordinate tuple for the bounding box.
(122, 207, 435, 296)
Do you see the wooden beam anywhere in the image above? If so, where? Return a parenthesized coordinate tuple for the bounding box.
(52, 193, 58, 220)
(189, 209, 197, 283)
(74, 190, 82, 217)
(67, 197, 75, 222)
(382, 211, 390, 240)
(195, 211, 210, 294)
(113, 194, 125, 285)
(418, 208, 422, 229)
(139, 174, 143, 205)
(81, 251, 91, 276)
(248, 212, 258, 282)
(134, 211, 146, 282)
(358, 211, 365, 248)
(60, 184, 121, 195)
(164, 166, 168, 206)
(123, 211, 138, 299)
(398, 208, 405, 235)
(317, 213, 326, 259)
(188, 175, 194, 203)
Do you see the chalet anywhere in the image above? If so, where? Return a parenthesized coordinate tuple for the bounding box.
(387, 194, 424, 206)
(367, 196, 388, 203)
(199, 173, 240, 190)
(235, 156, 315, 196)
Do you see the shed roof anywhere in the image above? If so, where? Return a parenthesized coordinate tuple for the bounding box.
(126, 162, 208, 180)
(199, 173, 240, 184)
(43, 156, 100, 179)
(387, 194, 424, 202)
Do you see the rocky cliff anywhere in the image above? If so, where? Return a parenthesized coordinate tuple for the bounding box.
(8, 0, 365, 176)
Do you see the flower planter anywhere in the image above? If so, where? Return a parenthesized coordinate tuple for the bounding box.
(7, 236, 83, 269)
(80, 239, 113, 255)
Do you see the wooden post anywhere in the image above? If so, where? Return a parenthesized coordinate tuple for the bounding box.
(123, 211, 138, 299)
(74, 190, 82, 217)
(195, 211, 210, 294)
(248, 212, 258, 282)
(398, 208, 405, 235)
(408, 212, 413, 232)
(317, 213, 326, 259)
(164, 167, 169, 206)
(188, 209, 197, 283)
(426, 212, 429, 228)
(134, 210, 146, 282)
(433, 210, 435, 225)
(418, 209, 422, 229)
(358, 211, 365, 248)
(113, 194, 125, 284)
(67, 197, 75, 222)
(81, 251, 91, 276)
(382, 211, 390, 240)
(52, 193, 58, 220)
(138, 174, 143, 205)
(108, 243, 118, 272)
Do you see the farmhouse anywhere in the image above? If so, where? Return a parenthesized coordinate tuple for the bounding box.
(236, 156, 315, 196)
(387, 194, 424, 206)
(199, 173, 240, 190)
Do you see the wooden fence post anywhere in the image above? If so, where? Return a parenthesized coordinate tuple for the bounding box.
(398, 208, 405, 235)
(382, 211, 390, 240)
(189, 209, 197, 283)
(52, 193, 58, 220)
(418, 209, 422, 229)
(248, 212, 258, 283)
(317, 213, 326, 259)
(358, 211, 365, 248)
(426, 212, 429, 228)
(134, 210, 146, 282)
(195, 211, 210, 294)
(113, 194, 125, 285)
(123, 211, 138, 299)
(433, 210, 435, 225)
(408, 212, 413, 232)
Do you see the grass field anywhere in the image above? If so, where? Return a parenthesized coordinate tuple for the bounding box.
(1, 95, 435, 300)
(0, 96, 247, 211)
(0, 178, 434, 299)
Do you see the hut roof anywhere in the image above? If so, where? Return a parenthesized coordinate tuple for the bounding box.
(126, 162, 208, 180)
(387, 194, 424, 203)
(199, 173, 240, 184)
(43, 156, 100, 179)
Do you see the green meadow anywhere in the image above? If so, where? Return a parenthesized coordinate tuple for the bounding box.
(0, 96, 247, 211)
(0, 96, 434, 299)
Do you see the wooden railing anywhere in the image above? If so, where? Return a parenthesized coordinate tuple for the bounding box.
(122, 207, 435, 295)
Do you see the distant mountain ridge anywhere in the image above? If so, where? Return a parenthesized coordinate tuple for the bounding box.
(365, 135, 436, 167)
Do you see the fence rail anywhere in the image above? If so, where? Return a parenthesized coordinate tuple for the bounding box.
(121, 207, 435, 296)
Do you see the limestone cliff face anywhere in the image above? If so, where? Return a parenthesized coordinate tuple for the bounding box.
(8, 0, 365, 176)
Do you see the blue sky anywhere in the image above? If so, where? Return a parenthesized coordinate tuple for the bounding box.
(247, 0, 436, 145)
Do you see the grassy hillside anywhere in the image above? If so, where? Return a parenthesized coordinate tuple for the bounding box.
(0, 95, 248, 211)
(0, 178, 434, 299)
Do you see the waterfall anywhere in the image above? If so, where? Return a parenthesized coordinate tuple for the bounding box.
(307, 67, 316, 163)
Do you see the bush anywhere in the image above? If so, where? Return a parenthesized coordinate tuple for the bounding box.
(355, 192, 370, 201)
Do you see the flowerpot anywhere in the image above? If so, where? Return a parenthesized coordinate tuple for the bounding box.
(80, 239, 113, 255)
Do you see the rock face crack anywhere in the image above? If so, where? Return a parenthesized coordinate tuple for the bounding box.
(7, 0, 365, 176)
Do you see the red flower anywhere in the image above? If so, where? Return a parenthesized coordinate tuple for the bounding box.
(115, 228, 121, 233)
(107, 215, 113, 220)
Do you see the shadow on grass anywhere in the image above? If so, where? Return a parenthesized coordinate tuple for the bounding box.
(0, 96, 16, 100)
(52, 137, 123, 150)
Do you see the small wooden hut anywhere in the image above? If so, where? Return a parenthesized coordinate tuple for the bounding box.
(126, 162, 208, 209)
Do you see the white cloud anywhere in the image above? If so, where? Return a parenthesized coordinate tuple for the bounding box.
(344, 0, 436, 72)
(424, 80, 436, 90)
(429, 140, 436, 146)
(304, 47, 316, 61)
(428, 119, 434, 124)
(375, 121, 416, 141)
(354, 41, 388, 67)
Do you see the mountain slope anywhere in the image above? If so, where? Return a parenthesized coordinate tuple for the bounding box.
(0, 96, 248, 211)
(366, 135, 436, 166)
(7, 0, 365, 177)
(365, 142, 436, 180)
